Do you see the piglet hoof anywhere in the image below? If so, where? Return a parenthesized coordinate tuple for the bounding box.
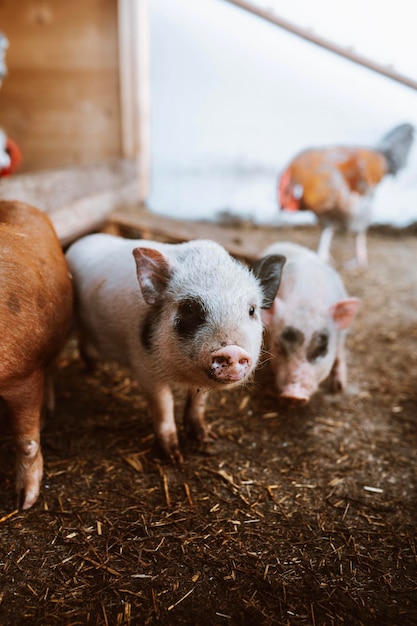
(79, 344, 97, 374)
(185, 419, 217, 443)
(185, 420, 219, 457)
(169, 448, 184, 465)
(156, 434, 184, 465)
(329, 360, 347, 394)
(329, 377, 344, 393)
(199, 428, 218, 443)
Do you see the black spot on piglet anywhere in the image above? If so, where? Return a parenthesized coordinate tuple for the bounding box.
(307, 329, 329, 362)
(174, 298, 207, 339)
(140, 303, 163, 351)
(279, 326, 305, 356)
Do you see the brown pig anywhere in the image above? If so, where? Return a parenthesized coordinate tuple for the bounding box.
(0, 201, 73, 509)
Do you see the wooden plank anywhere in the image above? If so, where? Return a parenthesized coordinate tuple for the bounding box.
(224, 0, 417, 92)
(135, 0, 152, 200)
(1, 70, 121, 171)
(51, 180, 140, 247)
(0, 1, 119, 71)
(117, 0, 151, 201)
(0, 159, 137, 212)
(108, 206, 269, 263)
(0, 158, 141, 246)
(0, 0, 122, 170)
(118, 0, 136, 159)
(108, 207, 323, 266)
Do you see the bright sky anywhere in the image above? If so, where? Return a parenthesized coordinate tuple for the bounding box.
(250, 0, 416, 79)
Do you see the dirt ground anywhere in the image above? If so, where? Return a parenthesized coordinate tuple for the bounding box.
(1, 221, 417, 626)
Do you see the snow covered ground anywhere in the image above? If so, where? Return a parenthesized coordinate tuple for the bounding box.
(147, 0, 417, 227)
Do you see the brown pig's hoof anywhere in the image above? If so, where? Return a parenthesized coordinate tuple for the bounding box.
(15, 449, 43, 510)
(17, 483, 40, 511)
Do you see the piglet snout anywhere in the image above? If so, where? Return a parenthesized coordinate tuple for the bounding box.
(209, 345, 252, 384)
(280, 383, 311, 405)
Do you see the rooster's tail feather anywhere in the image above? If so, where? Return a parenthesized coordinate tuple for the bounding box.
(377, 123, 414, 175)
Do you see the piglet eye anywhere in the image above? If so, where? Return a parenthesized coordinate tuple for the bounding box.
(249, 305, 256, 317)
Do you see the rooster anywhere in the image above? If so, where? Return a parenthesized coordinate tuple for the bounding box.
(278, 123, 415, 267)
(0, 128, 22, 176)
(0, 34, 22, 176)
(0, 32, 8, 86)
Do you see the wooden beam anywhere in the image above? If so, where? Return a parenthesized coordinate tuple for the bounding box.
(0, 1, 123, 171)
(0, 159, 137, 212)
(0, 159, 140, 246)
(117, 0, 151, 201)
(51, 180, 140, 247)
(108, 206, 267, 263)
(136, 0, 152, 200)
(223, 0, 417, 92)
(118, 0, 136, 159)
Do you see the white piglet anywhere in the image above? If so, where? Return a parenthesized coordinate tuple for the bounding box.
(260, 242, 360, 404)
(66, 234, 285, 460)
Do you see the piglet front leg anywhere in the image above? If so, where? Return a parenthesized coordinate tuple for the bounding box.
(183, 388, 216, 443)
(328, 352, 347, 393)
(147, 385, 183, 464)
(5, 370, 45, 510)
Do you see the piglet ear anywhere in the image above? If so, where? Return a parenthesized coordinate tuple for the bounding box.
(330, 298, 361, 330)
(252, 254, 286, 309)
(132, 247, 173, 305)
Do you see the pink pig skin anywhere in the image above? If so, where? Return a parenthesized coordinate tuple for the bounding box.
(261, 242, 360, 404)
(66, 234, 285, 461)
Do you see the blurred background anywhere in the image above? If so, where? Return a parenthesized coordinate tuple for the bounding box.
(0, 0, 416, 228)
(148, 0, 417, 226)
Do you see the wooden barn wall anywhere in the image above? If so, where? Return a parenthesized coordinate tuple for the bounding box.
(0, 0, 122, 172)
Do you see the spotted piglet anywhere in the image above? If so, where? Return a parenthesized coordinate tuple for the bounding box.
(260, 242, 360, 404)
(66, 234, 285, 460)
(0, 201, 73, 509)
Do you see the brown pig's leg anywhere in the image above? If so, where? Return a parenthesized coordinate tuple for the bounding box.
(4, 369, 45, 510)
